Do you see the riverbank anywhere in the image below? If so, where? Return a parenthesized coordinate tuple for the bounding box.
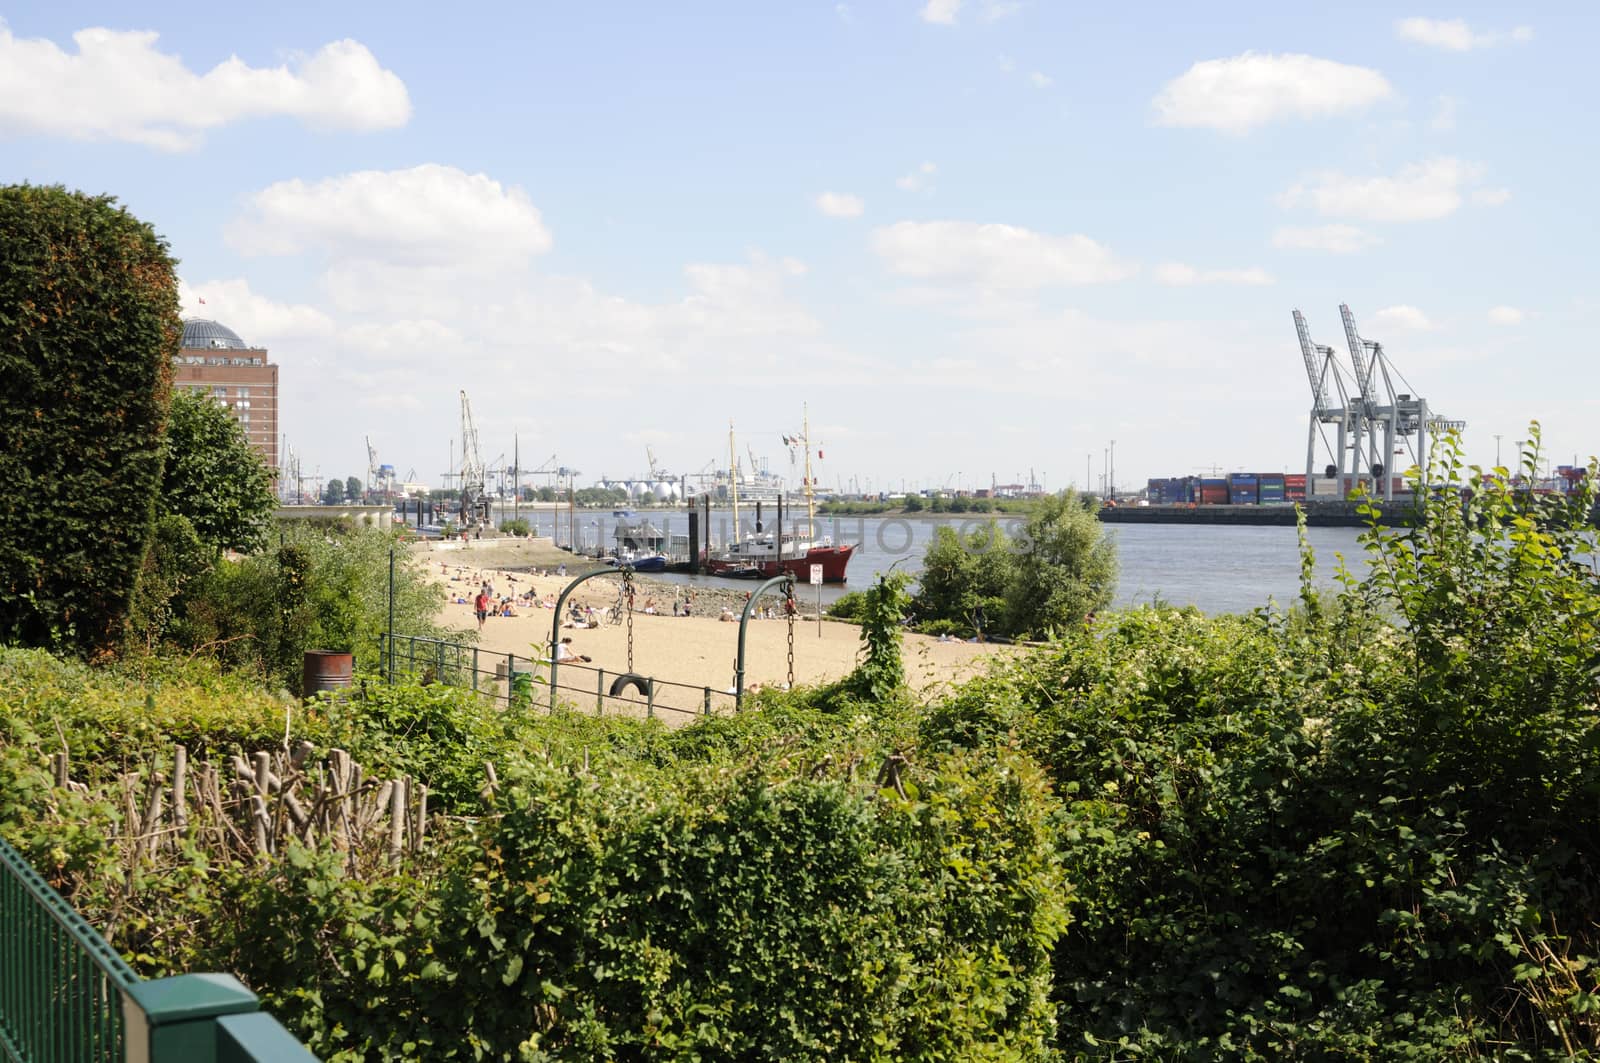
(411, 538, 1015, 719)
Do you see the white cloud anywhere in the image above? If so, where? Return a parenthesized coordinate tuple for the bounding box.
(1279, 157, 1487, 222)
(1372, 304, 1435, 332)
(1488, 305, 1525, 325)
(1270, 224, 1382, 254)
(228, 164, 552, 265)
(918, 0, 1016, 25)
(896, 161, 938, 193)
(1154, 262, 1273, 286)
(815, 191, 865, 218)
(1152, 52, 1391, 134)
(178, 277, 335, 341)
(979, 2, 1022, 22)
(1029, 71, 1053, 89)
(1395, 17, 1534, 51)
(0, 25, 408, 150)
(1431, 95, 1457, 132)
(997, 53, 1015, 73)
(1472, 186, 1511, 206)
(870, 220, 1136, 290)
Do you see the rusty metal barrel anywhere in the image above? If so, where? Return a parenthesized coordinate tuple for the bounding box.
(302, 651, 354, 698)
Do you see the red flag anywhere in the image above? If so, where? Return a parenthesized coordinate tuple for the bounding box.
(818, 449, 824, 459)
(198, 296, 206, 304)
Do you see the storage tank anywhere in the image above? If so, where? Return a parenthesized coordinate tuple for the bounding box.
(651, 481, 672, 502)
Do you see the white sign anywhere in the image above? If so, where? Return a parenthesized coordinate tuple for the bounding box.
(809, 564, 824, 585)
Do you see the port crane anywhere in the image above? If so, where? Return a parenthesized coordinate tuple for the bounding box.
(458, 391, 489, 526)
(1293, 306, 1465, 502)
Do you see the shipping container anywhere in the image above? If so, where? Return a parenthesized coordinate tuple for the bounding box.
(1198, 484, 1229, 505)
(1229, 484, 1259, 504)
(1286, 487, 1306, 502)
(1284, 473, 1307, 488)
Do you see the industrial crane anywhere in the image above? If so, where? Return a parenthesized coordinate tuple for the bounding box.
(458, 391, 489, 526)
(1293, 309, 1354, 496)
(1293, 305, 1465, 502)
(366, 437, 379, 504)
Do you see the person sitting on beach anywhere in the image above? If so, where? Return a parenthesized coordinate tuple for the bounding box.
(719, 605, 735, 622)
(642, 598, 657, 615)
(554, 637, 590, 663)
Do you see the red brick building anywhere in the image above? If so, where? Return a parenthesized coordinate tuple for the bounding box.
(174, 319, 279, 471)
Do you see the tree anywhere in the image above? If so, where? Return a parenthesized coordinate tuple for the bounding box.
(345, 476, 362, 501)
(321, 479, 346, 505)
(902, 493, 924, 513)
(0, 185, 180, 654)
(158, 390, 276, 555)
(913, 522, 1010, 636)
(1003, 491, 1117, 637)
(909, 493, 1116, 640)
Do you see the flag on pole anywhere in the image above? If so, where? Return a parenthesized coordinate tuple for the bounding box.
(198, 296, 206, 304)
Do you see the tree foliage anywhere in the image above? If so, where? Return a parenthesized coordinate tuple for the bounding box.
(0, 184, 180, 654)
(911, 492, 1116, 639)
(157, 390, 276, 555)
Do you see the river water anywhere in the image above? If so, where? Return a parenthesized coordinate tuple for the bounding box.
(500, 507, 1374, 616)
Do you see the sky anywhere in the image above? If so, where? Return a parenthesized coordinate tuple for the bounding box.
(4, 2, 1595, 494)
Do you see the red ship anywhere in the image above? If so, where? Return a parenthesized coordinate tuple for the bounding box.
(705, 406, 856, 583)
(704, 532, 856, 582)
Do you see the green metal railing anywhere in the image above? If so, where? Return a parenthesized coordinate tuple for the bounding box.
(1, 835, 137, 1061)
(0, 836, 316, 1062)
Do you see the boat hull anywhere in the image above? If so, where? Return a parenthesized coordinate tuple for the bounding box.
(705, 543, 856, 583)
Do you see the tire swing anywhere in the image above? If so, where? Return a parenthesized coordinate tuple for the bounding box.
(608, 568, 654, 700)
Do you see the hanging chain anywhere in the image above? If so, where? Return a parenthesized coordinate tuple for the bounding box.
(623, 569, 635, 672)
(785, 576, 796, 690)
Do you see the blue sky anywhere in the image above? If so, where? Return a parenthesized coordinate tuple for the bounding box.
(4, 3, 1594, 493)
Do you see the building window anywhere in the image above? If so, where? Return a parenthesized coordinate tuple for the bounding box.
(212, 387, 226, 398)
(237, 387, 249, 398)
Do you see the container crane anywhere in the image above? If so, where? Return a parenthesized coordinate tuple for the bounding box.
(458, 391, 489, 526)
(1294, 305, 1464, 502)
(1293, 309, 1354, 496)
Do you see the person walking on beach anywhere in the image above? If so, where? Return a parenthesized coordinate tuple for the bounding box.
(474, 589, 491, 631)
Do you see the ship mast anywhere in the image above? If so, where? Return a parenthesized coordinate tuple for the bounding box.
(728, 420, 741, 545)
(802, 403, 816, 539)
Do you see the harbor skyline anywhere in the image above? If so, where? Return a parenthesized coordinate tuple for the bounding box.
(4, 4, 1594, 485)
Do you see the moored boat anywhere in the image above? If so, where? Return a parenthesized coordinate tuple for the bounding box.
(706, 407, 856, 583)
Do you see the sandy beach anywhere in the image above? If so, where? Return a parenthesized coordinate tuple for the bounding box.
(410, 536, 1014, 722)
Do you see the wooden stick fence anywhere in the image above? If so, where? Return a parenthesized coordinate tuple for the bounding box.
(47, 743, 472, 876)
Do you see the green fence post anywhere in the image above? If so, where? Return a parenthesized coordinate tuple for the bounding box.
(216, 1011, 320, 1061)
(122, 973, 260, 1063)
(597, 668, 605, 715)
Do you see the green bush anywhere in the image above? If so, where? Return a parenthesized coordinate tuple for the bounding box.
(0, 184, 181, 655)
(825, 589, 867, 619)
(498, 518, 531, 537)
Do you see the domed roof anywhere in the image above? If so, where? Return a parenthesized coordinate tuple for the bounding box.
(181, 318, 249, 350)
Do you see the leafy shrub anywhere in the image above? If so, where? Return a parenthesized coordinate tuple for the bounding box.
(436, 745, 1066, 1061)
(0, 184, 181, 655)
(498, 518, 531, 537)
(825, 590, 867, 620)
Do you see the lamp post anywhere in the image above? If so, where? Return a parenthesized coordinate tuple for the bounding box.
(1109, 439, 1116, 500)
(1494, 434, 1503, 469)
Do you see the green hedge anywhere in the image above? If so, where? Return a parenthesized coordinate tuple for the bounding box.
(0, 184, 181, 655)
